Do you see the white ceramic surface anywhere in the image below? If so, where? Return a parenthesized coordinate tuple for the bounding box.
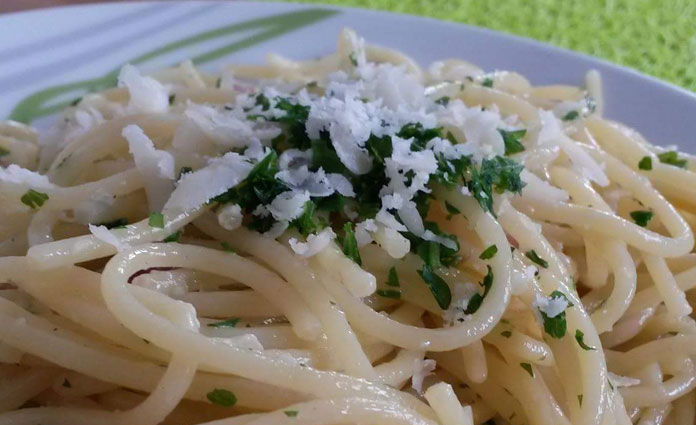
(0, 1, 694, 148)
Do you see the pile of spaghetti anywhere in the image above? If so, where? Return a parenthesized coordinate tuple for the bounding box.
(1, 29, 695, 425)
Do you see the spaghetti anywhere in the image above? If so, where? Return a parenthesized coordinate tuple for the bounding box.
(0, 28, 694, 425)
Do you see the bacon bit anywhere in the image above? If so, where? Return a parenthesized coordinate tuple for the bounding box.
(128, 267, 179, 284)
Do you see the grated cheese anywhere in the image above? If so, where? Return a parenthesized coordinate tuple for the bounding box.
(165, 152, 253, 213)
(0, 164, 54, 189)
(411, 358, 437, 393)
(533, 293, 569, 319)
(122, 124, 175, 211)
(89, 224, 129, 252)
(217, 204, 243, 231)
(288, 227, 337, 257)
(118, 64, 169, 114)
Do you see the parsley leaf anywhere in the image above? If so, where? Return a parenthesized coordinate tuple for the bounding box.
(520, 362, 534, 377)
(206, 389, 237, 407)
(284, 410, 299, 417)
(501, 330, 512, 338)
(312, 137, 347, 173)
(386, 267, 400, 287)
(417, 241, 441, 269)
(578, 394, 583, 407)
(148, 212, 164, 228)
(466, 156, 525, 215)
(418, 265, 452, 310)
(207, 318, 240, 328)
(482, 77, 494, 88)
(630, 210, 653, 227)
(444, 200, 461, 219)
(539, 291, 573, 339)
(479, 244, 498, 260)
(435, 96, 450, 106)
(291, 201, 323, 237)
(562, 110, 579, 121)
(349, 52, 358, 66)
(221, 242, 235, 253)
(0, 147, 10, 157)
(498, 129, 526, 155)
(20, 189, 49, 209)
(638, 156, 652, 170)
(96, 218, 128, 229)
(525, 250, 548, 268)
(376, 289, 401, 299)
(575, 329, 596, 351)
(657, 151, 687, 168)
(465, 265, 493, 314)
(163, 231, 182, 243)
(341, 222, 361, 265)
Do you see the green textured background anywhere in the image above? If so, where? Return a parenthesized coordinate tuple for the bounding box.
(282, 0, 696, 92)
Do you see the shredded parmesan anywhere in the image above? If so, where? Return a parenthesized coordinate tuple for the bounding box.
(165, 152, 253, 212)
(118, 64, 169, 114)
(288, 228, 337, 257)
(534, 293, 569, 318)
(0, 164, 54, 189)
(122, 124, 175, 211)
(89, 224, 128, 252)
(217, 204, 243, 231)
(411, 358, 436, 393)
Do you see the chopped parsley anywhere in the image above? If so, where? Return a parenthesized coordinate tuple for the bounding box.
(482, 77, 494, 88)
(562, 110, 579, 121)
(525, 250, 548, 268)
(206, 389, 236, 407)
(162, 231, 182, 243)
(178, 166, 193, 179)
(499, 129, 526, 155)
(284, 410, 299, 417)
(574, 329, 596, 351)
(418, 265, 452, 310)
(435, 96, 450, 106)
(657, 151, 687, 168)
(221, 242, 235, 253)
(540, 291, 573, 339)
(376, 289, 401, 299)
(96, 218, 128, 229)
(465, 265, 493, 314)
(148, 212, 164, 228)
(501, 330, 512, 338)
(215, 77, 222, 88)
(520, 362, 534, 377)
(630, 210, 653, 227)
(20, 189, 49, 209)
(70, 97, 82, 106)
(0, 147, 9, 157)
(340, 222, 361, 265)
(444, 200, 461, 219)
(479, 244, 498, 260)
(349, 52, 358, 66)
(638, 156, 652, 170)
(168, 94, 175, 105)
(578, 394, 583, 407)
(207, 318, 240, 328)
(386, 267, 400, 287)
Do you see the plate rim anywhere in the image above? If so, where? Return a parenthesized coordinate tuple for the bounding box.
(2, 0, 693, 104)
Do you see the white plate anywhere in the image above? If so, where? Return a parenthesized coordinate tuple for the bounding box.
(1, 1, 694, 148)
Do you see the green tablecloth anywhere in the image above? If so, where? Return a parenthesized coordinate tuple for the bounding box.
(284, 0, 696, 92)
